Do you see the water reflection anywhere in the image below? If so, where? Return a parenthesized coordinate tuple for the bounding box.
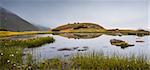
(53, 33, 102, 39)
(53, 33, 135, 49)
(0, 35, 36, 40)
(1, 33, 150, 62)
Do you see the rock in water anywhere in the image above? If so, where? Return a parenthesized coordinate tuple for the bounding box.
(110, 39, 134, 49)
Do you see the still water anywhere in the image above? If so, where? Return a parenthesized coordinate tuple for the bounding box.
(23, 33, 150, 61)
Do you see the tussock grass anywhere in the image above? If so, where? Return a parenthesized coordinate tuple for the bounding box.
(70, 53, 150, 70)
(38, 53, 150, 70)
(0, 36, 55, 48)
(0, 50, 149, 70)
(0, 47, 39, 70)
(0, 36, 55, 69)
(0, 47, 23, 70)
(0, 35, 55, 69)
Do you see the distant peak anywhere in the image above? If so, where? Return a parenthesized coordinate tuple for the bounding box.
(0, 7, 6, 11)
(0, 7, 13, 14)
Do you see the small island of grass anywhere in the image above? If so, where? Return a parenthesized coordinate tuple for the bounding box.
(0, 36, 55, 48)
(52, 23, 106, 33)
(52, 22, 150, 36)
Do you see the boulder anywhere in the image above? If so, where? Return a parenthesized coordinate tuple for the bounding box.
(110, 39, 134, 49)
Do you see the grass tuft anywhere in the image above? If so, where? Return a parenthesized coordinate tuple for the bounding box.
(0, 36, 55, 48)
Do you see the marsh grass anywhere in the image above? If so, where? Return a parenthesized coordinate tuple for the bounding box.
(0, 50, 150, 70)
(0, 36, 55, 69)
(36, 52, 150, 70)
(0, 31, 52, 37)
(0, 36, 55, 48)
(0, 47, 39, 70)
(0, 47, 23, 70)
(70, 53, 150, 70)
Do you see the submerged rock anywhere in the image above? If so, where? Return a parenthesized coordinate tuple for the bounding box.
(110, 39, 134, 49)
(72, 47, 79, 50)
(77, 49, 87, 51)
(115, 33, 122, 36)
(83, 46, 88, 49)
(57, 48, 72, 51)
(136, 40, 144, 43)
(77, 46, 89, 51)
(57, 46, 89, 51)
(57, 47, 79, 51)
(64, 54, 70, 57)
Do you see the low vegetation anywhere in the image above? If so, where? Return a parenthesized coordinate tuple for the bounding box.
(0, 40, 149, 70)
(0, 23, 150, 70)
(0, 28, 8, 31)
(0, 31, 52, 37)
(0, 47, 40, 70)
(39, 53, 150, 70)
(60, 28, 106, 33)
(0, 47, 23, 70)
(52, 23, 106, 32)
(71, 54, 149, 70)
(0, 36, 55, 48)
(0, 36, 55, 69)
(52, 23, 150, 36)
(1, 52, 149, 70)
(106, 29, 150, 36)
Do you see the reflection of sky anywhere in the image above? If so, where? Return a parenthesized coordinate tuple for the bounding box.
(27, 34, 150, 61)
(0, 0, 149, 29)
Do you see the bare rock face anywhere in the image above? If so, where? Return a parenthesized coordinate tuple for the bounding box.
(0, 7, 39, 31)
(110, 39, 134, 49)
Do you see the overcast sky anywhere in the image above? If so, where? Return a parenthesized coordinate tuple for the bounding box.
(0, 0, 149, 29)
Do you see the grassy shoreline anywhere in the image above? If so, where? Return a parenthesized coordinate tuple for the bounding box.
(52, 23, 150, 36)
(0, 36, 55, 69)
(0, 29, 149, 38)
(52, 29, 150, 37)
(0, 31, 52, 37)
(1, 52, 149, 70)
(0, 36, 55, 48)
(38, 53, 150, 70)
(0, 36, 149, 69)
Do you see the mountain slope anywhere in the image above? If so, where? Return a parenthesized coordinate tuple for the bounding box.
(34, 24, 50, 31)
(0, 7, 39, 31)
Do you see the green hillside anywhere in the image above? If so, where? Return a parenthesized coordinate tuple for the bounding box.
(52, 23, 106, 32)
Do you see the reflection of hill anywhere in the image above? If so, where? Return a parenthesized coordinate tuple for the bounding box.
(56, 33, 102, 39)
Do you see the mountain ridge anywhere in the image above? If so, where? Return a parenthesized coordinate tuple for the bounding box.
(0, 7, 39, 31)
